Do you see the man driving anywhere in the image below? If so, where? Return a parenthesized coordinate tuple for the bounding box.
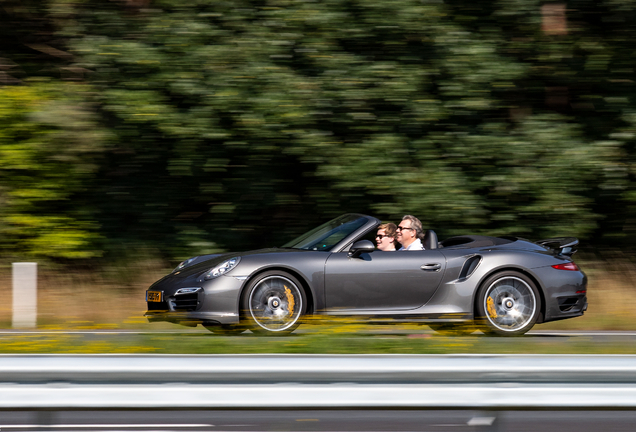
(396, 215, 424, 250)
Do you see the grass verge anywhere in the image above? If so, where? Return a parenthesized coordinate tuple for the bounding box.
(0, 325, 634, 355)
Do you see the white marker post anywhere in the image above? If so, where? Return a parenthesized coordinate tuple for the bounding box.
(12, 262, 37, 328)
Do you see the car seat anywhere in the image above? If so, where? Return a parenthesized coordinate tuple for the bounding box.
(423, 229, 438, 250)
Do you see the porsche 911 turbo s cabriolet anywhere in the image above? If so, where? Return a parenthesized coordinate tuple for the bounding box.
(145, 214, 587, 336)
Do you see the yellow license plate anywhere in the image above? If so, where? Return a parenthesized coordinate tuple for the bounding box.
(147, 291, 163, 302)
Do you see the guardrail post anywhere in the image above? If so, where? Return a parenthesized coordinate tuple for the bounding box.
(12, 262, 37, 328)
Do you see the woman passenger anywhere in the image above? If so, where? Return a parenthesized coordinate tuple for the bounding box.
(376, 223, 398, 251)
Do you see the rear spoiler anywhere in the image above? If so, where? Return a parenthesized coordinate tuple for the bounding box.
(535, 237, 579, 256)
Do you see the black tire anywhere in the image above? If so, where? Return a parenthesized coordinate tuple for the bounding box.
(428, 322, 476, 336)
(240, 270, 307, 335)
(203, 324, 245, 335)
(476, 271, 541, 336)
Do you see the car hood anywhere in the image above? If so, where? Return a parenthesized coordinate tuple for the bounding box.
(166, 248, 313, 280)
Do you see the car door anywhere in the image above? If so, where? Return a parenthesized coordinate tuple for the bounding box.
(324, 249, 447, 311)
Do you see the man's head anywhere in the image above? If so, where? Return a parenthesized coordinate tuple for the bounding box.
(376, 223, 397, 251)
(396, 215, 423, 249)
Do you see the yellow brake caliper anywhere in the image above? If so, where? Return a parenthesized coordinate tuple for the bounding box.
(284, 286, 295, 316)
(487, 296, 498, 319)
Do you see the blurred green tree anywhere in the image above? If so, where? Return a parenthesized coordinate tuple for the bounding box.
(0, 82, 108, 259)
(1, 0, 635, 260)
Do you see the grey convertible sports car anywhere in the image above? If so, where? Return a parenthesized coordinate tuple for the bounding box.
(145, 214, 587, 336)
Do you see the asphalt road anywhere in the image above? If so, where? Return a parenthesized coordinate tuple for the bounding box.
(0, 409, 635, 432)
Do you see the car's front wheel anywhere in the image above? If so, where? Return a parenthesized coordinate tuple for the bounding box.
(476, 271, 541, 336)
(240, 271, 307, 335)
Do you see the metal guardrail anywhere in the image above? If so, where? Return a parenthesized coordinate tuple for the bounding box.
(0, 354, 635, 409)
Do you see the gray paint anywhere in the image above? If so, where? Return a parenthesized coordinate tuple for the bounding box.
(324, 250, 447, 311)
(145, 214, 587, 331)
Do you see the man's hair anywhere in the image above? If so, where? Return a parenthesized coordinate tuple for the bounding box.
(402, 215, 424, 240)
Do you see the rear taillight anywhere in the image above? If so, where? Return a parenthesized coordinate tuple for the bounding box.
(552, 262, 580, 271)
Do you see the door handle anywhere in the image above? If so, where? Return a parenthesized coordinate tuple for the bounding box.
(421, 263, 442, 271)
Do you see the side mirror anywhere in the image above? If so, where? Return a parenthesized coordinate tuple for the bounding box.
(348, 240, 376, 258)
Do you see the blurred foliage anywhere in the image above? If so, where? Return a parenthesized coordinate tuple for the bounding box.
(0, 82, 108, 258)
(1, 0, 636, 260)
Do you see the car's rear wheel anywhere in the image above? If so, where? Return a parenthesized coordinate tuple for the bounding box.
(476, 271, 541, 336)
(240, 271, 306, 335)
(428, 322, 475, 336)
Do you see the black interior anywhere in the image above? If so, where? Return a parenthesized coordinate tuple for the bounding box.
(440, 235, 515, 249)
(423, 230, 438, 249)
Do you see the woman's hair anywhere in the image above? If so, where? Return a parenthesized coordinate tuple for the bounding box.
(379, 222, 397, 238)
(378, 222, 398, 248)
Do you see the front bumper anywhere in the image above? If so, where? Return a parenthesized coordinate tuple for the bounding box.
(144, 274, 245, 326)
(145, 310, 240, 325)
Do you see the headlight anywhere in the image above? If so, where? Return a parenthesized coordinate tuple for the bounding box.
(204, 257, 241, 280)
(174, 257, 197, 273)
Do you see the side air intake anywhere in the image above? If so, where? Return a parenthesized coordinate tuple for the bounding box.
(459, 255, 482, 280)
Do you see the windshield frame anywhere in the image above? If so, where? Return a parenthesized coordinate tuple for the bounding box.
(281, 214, 380, 252)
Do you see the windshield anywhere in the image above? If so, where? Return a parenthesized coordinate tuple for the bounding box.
(281, 214, 369, 251)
